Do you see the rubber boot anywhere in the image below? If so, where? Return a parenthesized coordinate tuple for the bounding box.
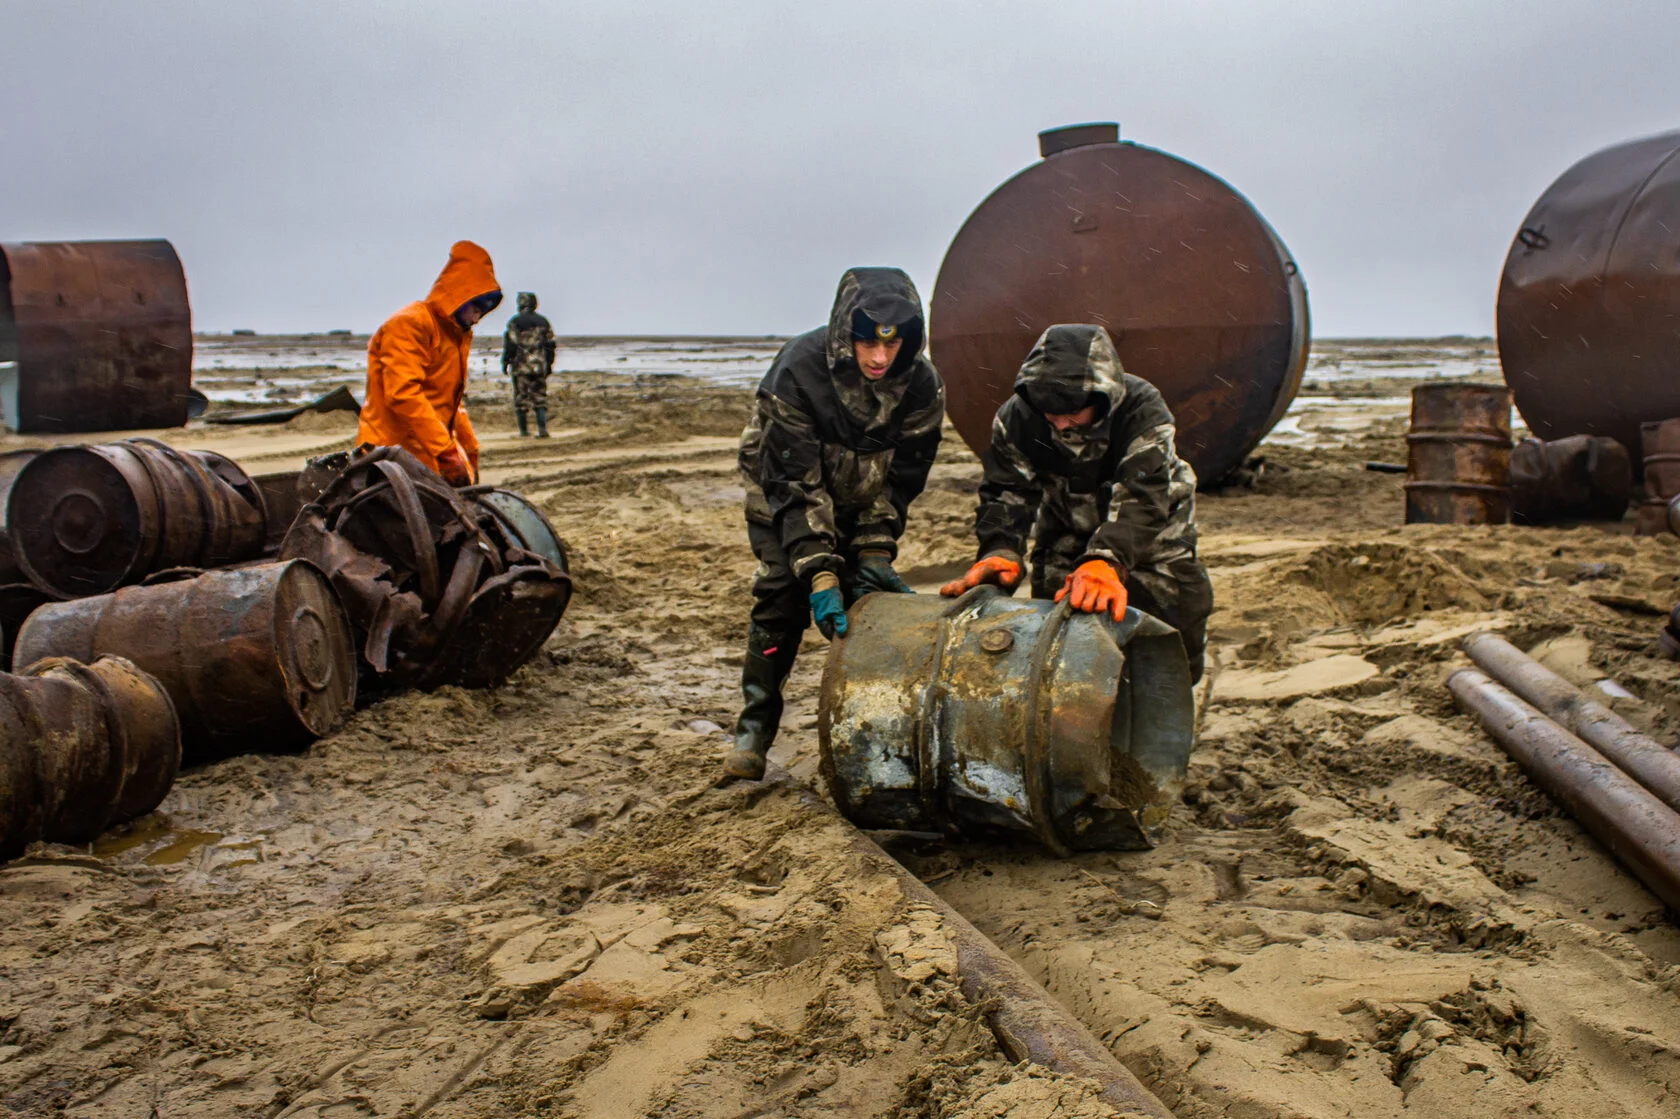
(516, 408, 529, 437)
(723, 629, 799, 780)
(535, 406, 550, 438)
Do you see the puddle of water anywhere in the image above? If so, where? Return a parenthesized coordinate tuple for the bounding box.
(93, 819, 226, 865)
(144, 830, 226, 866)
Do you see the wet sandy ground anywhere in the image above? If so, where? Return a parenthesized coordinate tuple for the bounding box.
(4, 350, 1680, 1116)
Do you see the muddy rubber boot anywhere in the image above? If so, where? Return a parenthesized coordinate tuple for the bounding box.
(535, 407, 550, 438)
(516, 408, 529, 437)
(723, 633, 797, 780)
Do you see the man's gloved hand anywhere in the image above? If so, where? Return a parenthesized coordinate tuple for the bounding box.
(1054, 559, 1129, 621)
(435, 446, 473, 487)
(854, 550, 914, 595)
(809, 572, 849, 640)
(940, 554, 1023, 597)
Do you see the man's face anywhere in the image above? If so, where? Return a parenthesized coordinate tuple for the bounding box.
(1044, 403, 1100, 432)
(456, 302, 488, 329)
(854, 337, 903, 380)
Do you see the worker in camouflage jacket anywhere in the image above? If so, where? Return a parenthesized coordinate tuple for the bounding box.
(501, 291, 556, 438)
(723, 267, 945, 781)
(940, 323, 1213, 681)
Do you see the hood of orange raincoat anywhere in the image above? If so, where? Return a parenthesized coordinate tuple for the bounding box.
(423, 241, 502, 324)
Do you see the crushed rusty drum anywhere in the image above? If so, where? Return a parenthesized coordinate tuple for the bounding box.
(470, 488, 569, 571)
(0, 654, 180, 862)
(818, 587, 1196, 854)
(8, 438, 268, 598)
(0, 583, 54, 672)
(1404, 383, 1512, 524)
(251, 470, 307, 553)
(0, 240, 193, 433)
(1509, 435, 1632, 524)
(14, 560, 355, 763)
(279, 447, 572, 691)
(1498, 131, 1680, 473)
(930, 122, 1308, 485)
(1635, 420, 1680, 535)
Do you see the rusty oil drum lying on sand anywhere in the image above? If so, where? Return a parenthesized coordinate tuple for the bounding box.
(1404, 383, 1513, 524)
(930, 123, 1308, 485)
(819, 587, 1195, 854)
(1497, 130, 1680, 470)
(14, 560, 356, 764)
(7, 438, 267, 599)
(0, 655, 180, 862)
(0, 240, 193, 433)
(1509, 435, 1631, 525)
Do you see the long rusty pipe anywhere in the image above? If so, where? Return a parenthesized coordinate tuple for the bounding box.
(1461, 632, 1680, 813)
(1447, 667, 1680, 913)
(813, 790, 1175, 1118)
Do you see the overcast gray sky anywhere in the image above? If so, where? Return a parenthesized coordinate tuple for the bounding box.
(4, 1, 1677, 337)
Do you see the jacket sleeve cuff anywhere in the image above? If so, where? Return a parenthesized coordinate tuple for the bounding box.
(791, 551, 845, 583)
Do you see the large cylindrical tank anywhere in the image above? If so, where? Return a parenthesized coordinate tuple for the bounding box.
(930, 123, 1309, 485)
(1497, 130, 1680, 469)
(0, 240, 193, 433)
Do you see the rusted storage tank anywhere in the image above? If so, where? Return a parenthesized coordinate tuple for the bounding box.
(930, 123, 1308, 484)
(1498, 131, 1680, 469)
(0, 240, 193, 433)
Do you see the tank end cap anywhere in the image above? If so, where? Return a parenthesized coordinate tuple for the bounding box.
(1038, 122, 1120, 158)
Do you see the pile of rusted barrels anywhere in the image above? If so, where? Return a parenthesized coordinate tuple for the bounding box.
(0, 439, 571, 861)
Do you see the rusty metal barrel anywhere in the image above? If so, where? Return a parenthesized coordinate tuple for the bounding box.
(471, 488, 569, 570)
(1404, 383, 1513, 524)
(0, 240, 193, 433)
(1498, 131, 1680, 469)
(0, 655, 180, 862)
(0, 450, 39, 585)
(1636, 419, 1680, 534)
(7, 438, 267, 598)
(818, 587, 1195, 854)
(930, 123, 1308, 485)
(14, 560, 356, 763)
(1509, 435, 1632, 524)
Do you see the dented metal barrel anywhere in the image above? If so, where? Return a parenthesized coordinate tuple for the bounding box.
(0, 655, 180, 862)
(1404, 383, 1513, 524)
(0, 240, 193, 433)
(14, 560, 356, 763)
(1509, 435, 1631, 524)
(470, 488, 569, 570)
(0, 450, 39, 585)
(930, 123, 1308, 485)
(1498, 131, 1680, 470)
(8, 438, 267, 598)
(1636, 419, 1680, 535)
(818, 587, 1195, 854)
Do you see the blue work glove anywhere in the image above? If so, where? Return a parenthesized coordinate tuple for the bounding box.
(853, 549, 914, 595)
(809, 574, 849, 640)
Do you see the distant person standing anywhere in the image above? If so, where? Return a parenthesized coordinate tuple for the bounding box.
(502, 292, 556, 438)
(357, 240, 502, 485)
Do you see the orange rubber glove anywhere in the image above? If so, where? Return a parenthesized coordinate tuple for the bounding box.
(435, 446, 473, 487)
(1055, 559, 1128, 621)
(465, 443, 480, 480)
(940, 555, 1024, 597)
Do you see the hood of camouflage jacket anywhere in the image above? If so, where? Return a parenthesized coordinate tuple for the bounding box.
(824, 268, 925, 382)
(1014, 324, 1126, 419)
(516, 291, 538, 313)
(424, 241, 502, 327)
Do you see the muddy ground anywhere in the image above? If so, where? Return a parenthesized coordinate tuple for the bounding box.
(3, 347, 1680, 1117)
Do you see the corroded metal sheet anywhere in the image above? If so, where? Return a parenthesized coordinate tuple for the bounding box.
(0, 240, 192, 433)
(930, 123, 1308, 485)
(1497, 131, 1680, 469)
(818, 587, 1194, 853)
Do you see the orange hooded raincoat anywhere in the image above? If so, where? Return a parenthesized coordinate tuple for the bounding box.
(357, 241, 501, 478)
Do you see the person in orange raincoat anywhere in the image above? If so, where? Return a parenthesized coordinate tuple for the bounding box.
(356, 241, 503, 486)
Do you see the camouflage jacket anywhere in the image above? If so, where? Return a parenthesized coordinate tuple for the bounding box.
(501, 292, 555, 376)
(740, 268, 945, 582)
(975, 324, 1199, 574)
